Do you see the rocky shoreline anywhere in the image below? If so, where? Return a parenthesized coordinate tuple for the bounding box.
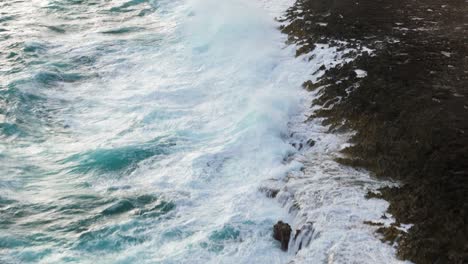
(279, 0, 468, 263)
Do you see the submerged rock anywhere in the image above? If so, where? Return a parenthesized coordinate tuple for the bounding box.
(273, 221, 292, 251)
(259, 179, 283, 198)
(306, 139, 316, 147)
(259, 186, 280, 198)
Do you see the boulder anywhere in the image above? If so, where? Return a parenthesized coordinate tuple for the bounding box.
(273, 221, 292, 251)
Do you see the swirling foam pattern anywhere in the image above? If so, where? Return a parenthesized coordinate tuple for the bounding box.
(0, 0, 311, 263)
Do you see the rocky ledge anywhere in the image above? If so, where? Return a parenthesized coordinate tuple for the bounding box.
(280, 0, 467, 263)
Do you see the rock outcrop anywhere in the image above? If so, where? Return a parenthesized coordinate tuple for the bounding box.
(281, 0, 468, 262)
(273, 221, 292, 251)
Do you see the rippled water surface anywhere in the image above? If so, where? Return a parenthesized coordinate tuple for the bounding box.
(0, 0, 310, 263)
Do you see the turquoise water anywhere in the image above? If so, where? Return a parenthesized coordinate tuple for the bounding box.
(0, 0, 310, 263)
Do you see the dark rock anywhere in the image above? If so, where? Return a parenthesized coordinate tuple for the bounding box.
(259, 187, 280, 198)
(273, 221, 292, 251)
(282, 0, 468, 262)
(365, 190, 383, 199)
(306, 139, 316, 147)
(376, 225, 402, 244)
(363, 220, 384, 226)
(302, 80, 323, 91)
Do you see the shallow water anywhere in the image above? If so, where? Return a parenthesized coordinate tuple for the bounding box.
(1, 0, 407, 263)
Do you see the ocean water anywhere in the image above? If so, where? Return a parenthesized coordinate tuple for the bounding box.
(1, 0, 408, 263)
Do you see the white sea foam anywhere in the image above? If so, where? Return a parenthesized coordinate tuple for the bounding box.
(6, 0, 310, 263)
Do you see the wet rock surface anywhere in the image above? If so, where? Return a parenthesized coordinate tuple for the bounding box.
(290, 222, 314, 252)
(273, 221, 292, 251)
(281, 0, 468, 263)
(259, 186, 280, 198)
